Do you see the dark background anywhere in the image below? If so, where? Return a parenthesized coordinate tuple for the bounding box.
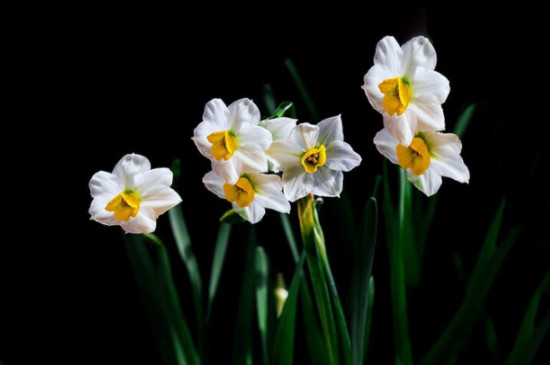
(1, 3, 548, 364)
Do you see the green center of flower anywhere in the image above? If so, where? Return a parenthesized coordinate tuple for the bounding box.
(396, 136, 431, 176)
(207, 130, 237, 161)
(301, 145, 326, 173)
(105, 190, 140, 221)
(223, 176, 255, 207)
(379, 77, 411, 116)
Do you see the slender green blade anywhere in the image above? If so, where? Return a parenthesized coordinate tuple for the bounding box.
(279, 213, 299, 263)
(125, 233, 199, 365)
(284, 58, 319, 121)
(300, 277, 331, 365)
(485, 317, 498, 363)
(255, 247, 269, 365)
(220, 209, 247, 224)
(263, 84, 276, 115)
(506, 270, 550, 365)
(272, 101, 295, 118)
(351, 197, 378, 365)
(232, 227, 257, 365)
(453, 103, 477, 138)
(363, 277, 375, 362)
(272, 255, 305, 365)
(207, 223, 231, 320)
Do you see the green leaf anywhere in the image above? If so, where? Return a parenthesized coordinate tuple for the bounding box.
(232, 227, 257, 365)
(284, 58, 319, 121)
(207, 223, 231, 320)
(485, 317, 498, 363)
(125, 233, 199, 365)
(363, 277, 375, 362)
(272, 254, 305, 365)
(255, 247, 269, 365)
(272, 101, 295, 118)
(263, 84, 276, 115)
(506, 270, 550, 365)
(350, 197, 378, 365)
(168, 203, 205, 355)
(420, 200, 521, 365)
(279, 213, 299, 263)
(220, 209, 247, 224)
(453, 103, 477, 138)
(301, 277, 331, 365)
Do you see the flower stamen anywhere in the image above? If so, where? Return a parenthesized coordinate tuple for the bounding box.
(301, 145, 326, 173)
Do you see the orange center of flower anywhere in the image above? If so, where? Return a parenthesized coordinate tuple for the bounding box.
(223, 177, 255, 207)
(301, 145, 326, 173)
(105, 190, 140, 221)
(207, 130, 237, 161)
(396, 137, 431, 176)
(379, 77, 412, 116)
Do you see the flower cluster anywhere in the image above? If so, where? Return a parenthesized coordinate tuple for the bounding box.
(363, 36, 469, 196)
(193, 98, 362, 223)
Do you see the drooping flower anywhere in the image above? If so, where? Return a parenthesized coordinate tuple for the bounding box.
(89, 153, 182, 233)
(259, 117, 297, 172)
(202, 170, 290, 224)
(192, 98, 273, 184)
(268, 115, 362, 202)
(373, 128, 469, 196)
(362, 36, 450, 146)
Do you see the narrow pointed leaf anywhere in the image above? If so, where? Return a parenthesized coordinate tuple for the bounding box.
(280, 213, 299, 263)
(453, 103, 477, 138)
(284, 58, 319, 121)
(207, 223, 231, 320)
(263, 84, 276, 115)
(255, 247, 269, 365)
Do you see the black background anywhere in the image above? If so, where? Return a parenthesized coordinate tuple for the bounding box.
(1, 2, 548, 364)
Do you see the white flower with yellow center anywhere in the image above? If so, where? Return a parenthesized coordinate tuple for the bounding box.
(373, 128, 469, 196)
(88, 153, 182, 233)
(259, 117, 297, 172)
(268, 115, 362, 202)
(202, 170, 290, 224)
(192, 98, 273, 184)
(362, 36, 450, 146)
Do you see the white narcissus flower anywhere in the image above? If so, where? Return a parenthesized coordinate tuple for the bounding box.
(374, 128, 469, 196)
(203, 170, 290, 224)
(259, 117, 297, 172)
(192, 98, 273, 184)
(89, 153, 182, 233)
(268, 115, 362, 202)
(362, 36, 450, 146)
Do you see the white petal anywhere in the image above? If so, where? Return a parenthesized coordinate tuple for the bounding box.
(408, 102, 445, 132)
(362, 64, 394, 115)
(373, 128, 399, 164)
(120, 206, 157, 234)
(202, 98, 230, 129)
(406, 168, 442, 197)
(401, 36, 437, 76)
(228, 98, 261, 130)
(325, 141, 362, 172)
(236, 201, 266, 224)
(383, 111, 416, 146)
(89, 194, 119, 226)
(312, 167, 343, 198)
(133, 168, 173, 196)
(317, 115, 343, 145)
(282, 165, 314, 202)
(237, 123, 273, 152)
(202, 170, 227, 199)
(427, 132, 470, 183)
(411, 68, 450, 105)
(267, 140, 303, 171)
(141, 188, 182, 217)
(112, 154, 151, 184)
(89, 171, 123, 198)
(235, 148, 268, 174)
(211, 158, 241, 185)
(192, 120, 219, 159)
(252, 174, 290, 214)
(259, 117, 297, 141)
(290, 123, 320, 149)
(373, 36, 403, 74)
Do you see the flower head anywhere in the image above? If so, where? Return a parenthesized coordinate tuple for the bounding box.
(374, 128, 469, 196)
(203, 170, 290, 224)
(89, 153, 182, 233)
(363, 36, 450, 146)
(192, 98, 273, 184)
(269, 115, 362, 202)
